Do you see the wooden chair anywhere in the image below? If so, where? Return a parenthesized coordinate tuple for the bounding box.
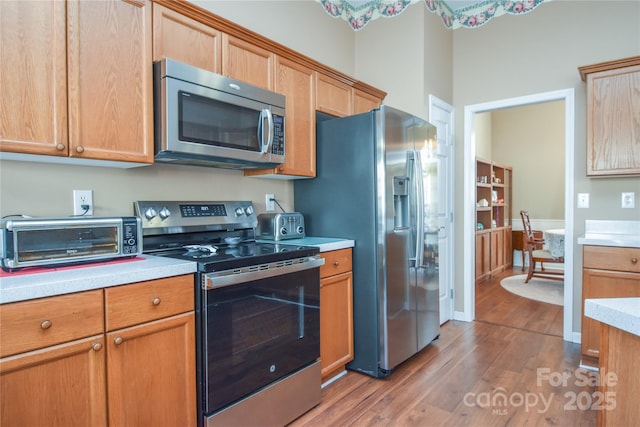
(520, 210, 564, 283)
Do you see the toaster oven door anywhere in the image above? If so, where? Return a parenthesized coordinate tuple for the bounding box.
(4, 225, 119, 269)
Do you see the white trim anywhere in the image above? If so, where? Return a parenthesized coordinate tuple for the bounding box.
(428, 94, 455, 325)
(463, 89, 577, 343)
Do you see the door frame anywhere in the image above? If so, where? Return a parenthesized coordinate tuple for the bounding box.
(428, 95, 455, 324)
(461, 88, 576, 343)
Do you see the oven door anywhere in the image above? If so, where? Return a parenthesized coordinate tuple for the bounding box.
(201, 257, 323, 415)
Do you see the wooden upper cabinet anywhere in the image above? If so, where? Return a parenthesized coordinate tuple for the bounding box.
(316, 73, 352, 117)
(67, 0, 153, 163)
(579, 56, 640, 176)
(222, 34, 274, 91)
(0, 1, 68, 156)
(245, 57, 316, 178)
(152, 3, 221, 72)
(354, 89, 381, 114)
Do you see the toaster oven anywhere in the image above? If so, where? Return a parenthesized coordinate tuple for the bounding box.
(0, 216, 142, 271)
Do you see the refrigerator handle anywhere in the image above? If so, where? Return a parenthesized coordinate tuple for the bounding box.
(413, 150, 425, 268)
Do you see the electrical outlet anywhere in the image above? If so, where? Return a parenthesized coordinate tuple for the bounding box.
(265, 194, 275, 211)
(577, 193, 589, 209)
(73, 190, 94, 215)
(622, 192, 635, 209)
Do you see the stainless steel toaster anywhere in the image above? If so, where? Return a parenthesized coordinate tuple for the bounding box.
(256, 212, 305, 240)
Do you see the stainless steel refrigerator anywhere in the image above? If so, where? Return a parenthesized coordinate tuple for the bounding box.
(294, 105, 440, 378)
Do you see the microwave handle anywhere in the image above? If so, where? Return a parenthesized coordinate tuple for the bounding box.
(259, 109, 274, 154)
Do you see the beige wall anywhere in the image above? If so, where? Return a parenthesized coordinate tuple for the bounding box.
(473, 112, 492, 159)
(453, 0, 640, 328)
(354, 3, 453, 119)
(492, 101, 565, 221)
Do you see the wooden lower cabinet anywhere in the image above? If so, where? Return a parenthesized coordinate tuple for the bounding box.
(319, 248, 354, 381)
(107, 313, 196, 427)
(581, 246, 640, 367)
(598, 323, 640, 427)
(0, 335, 107, 427)
(0, 274, 196, 426)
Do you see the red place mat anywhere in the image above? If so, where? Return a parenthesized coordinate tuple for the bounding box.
(0, 257, 146, 278)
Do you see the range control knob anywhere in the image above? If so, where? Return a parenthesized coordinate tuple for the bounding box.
(144, 207, 158, 220)
(235, 207, 245, 217)
(159, 207, 171, 219)
(244, 206, 254, 216)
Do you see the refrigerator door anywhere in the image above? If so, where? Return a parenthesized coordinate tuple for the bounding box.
(379, 106, 418, 372)
(415, 124, 440, 350)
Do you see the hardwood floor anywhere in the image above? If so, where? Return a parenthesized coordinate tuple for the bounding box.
(476, 266, 564, 337)
(291, 269, 595, 427)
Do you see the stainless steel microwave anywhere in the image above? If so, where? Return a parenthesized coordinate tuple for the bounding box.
(0, 216, 142, 270)
(153, 58, 286, 169)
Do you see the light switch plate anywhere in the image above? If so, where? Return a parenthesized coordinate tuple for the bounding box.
(621, 192, 635, 209)
(577, 193, 589, 209)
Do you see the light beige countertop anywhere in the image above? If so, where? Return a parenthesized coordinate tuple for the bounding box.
(578, 220, 640, 248)
(260, 237, 355, 253)
(0, 255, 197, 304)
(585, 297, 640, 337)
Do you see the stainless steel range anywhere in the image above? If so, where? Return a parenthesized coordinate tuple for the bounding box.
(134, 201, 324, 427)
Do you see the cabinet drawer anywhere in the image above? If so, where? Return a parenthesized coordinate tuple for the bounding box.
(0, 290, 104, 358)
(320, 248, 352, 279)
(583, 246, 640, 273)
(105, 274, 194, 331)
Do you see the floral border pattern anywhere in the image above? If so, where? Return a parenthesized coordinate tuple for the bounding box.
(316, 0, 550, 30)
(317, 0, 420, 31)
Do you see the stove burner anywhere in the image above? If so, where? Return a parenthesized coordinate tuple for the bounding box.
(183, 244, 219, 259)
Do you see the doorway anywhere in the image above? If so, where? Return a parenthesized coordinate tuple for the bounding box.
(461, 89, 577, 343)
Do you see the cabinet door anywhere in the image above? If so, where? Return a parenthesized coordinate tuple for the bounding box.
(107, 312, 196, 427)
(0, 335, 107, 427)
(67, 0, 153, 163)
(581, 269, 640, 359)
(316, 73, 352, 117)
(490, 229, 505, 272)
(475, 232, 491, 281)
(222, 34, 274, 90)
(320, 271, 354, 379)
(585, 64, 640, 176)
(246, 56, 316, 178)
(353, 89, 380, 114)
(0, 1, 68, 156)
(152, 3, 221, 72)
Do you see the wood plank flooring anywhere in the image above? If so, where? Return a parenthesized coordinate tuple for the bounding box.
(476, 266, 564, 337)
(291, 268, 595, 426)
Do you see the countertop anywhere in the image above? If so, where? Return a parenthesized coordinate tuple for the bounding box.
(260, 236, 355, 252)
(584, 297, 640, 337)
(0, 255, 197, 305)
(577, 219, 640, 248)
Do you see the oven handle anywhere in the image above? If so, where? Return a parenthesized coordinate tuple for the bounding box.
(203, 255, 325, 289)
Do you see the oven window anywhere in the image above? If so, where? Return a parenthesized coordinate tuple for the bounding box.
(178, 91, 261, 152)
(203, 268, 320, 414)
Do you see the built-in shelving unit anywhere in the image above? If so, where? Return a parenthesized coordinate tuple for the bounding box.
(475, 158, 513, 283)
